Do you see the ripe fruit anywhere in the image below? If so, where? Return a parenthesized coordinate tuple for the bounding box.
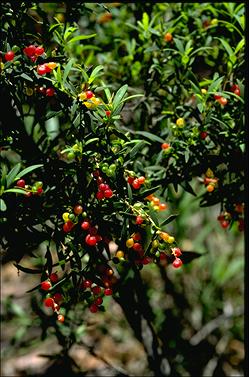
(46, 88, 55, 97)
(104, 189, 113, 198)
(96, 191, 104, 200)
(35, 46, 44, 55)
(16, 179, 25, 188)
(221, 220, 229, 229)
(23, 45, 36, 57)
(173, 258, 183, 268)
(132, 178, 141, 189)
(164, 32, 173, 42)
(85, 234, 97, 246)
(126, 238, 134, 248)
(132, 233, 141, 241)
(91, 286, 101, 295)
(44, 297, 54, 308)
(89, 304, 98, 313)
(207, 184, 215, 192)
(74, 205, 83, 215)
(95, 297, 103, 306)
(53, 293, 63, 303)
(167, 236, 175, 244)
(159, 203, 167, 211)
(136, 216, 144, 225)
(161, 143, 170, 150)
(214, 94, 222, 100)
(138, 176, 145, 184)
(201, 88, 207, 94)
(82, 280, 92, 288)
(116, 250, 124, 258)
(219, 97, 228, 106)
(5, 51, 15, 61)
(50, 273, 59, 283)
(37, 64, 47, 75)
(63, 221, 74, 233)
(176, 118, 185, 127)
(57, 314, 65, 323)
(41, 280, 52, 291)
(133, 243, 143, 252)
(46, 62, 57, 70)
(37, 187, 43, 194)
(200, 131, 208, 140)
(105, 110, 111, 117)
(86, 90, 94, 99)
(127, 176, 134, 184)
(231, 84, 240, 96)
(171, 247, 182, 257)
(104, 288, 113, 296)
(81, 221, 90, 230)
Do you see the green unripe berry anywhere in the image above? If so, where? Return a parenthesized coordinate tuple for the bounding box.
(67, 151, 75, 160)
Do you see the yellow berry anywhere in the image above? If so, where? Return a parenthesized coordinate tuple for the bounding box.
(46, 62, 57, 70)
(116, 250, 124, 258)
(167, 236, 175, 244)
(152, 240, 159, 248)
(201, 88, 207, 94)
(176, 118, 185, 127)
(153, 205, 160, 211)
(126, 238, 134, 248)
(62, 212, 69, 222)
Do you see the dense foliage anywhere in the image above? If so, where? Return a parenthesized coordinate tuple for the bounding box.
(0, 2, 245, 376)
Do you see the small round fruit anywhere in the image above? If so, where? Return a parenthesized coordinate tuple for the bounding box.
(133, 233, 141, 241)
(35, 46, 44, 55)
(164, 32, 173, 42)
(105, 110, 111, 117)
(50, 273, 59, 283)
(161, 143, 170, 150)
(89, 304, 98, 313)
(53, 293, 63, 303)
(221, 220, 229, 229)
(173, 258, 183, 268)
(99, 183, 108, 191)
(41, 280, 52, 291)
(46, 88, 55, 97)
(46, 62, 57, 70)
(176, 118, 185, 127)
(104, 288, 113, 296)
(37, 64, 47, 75)
(219, 97, 228, 106)
(104, 189, 113, 198)
(171, 247, 182, 257)
(62, 212, 69, 222)
(133, 243, 143, 252)
(127, 176, 134, 184)
(116, 250, 124, 259)
(207, 184, 215, 192)
(95, 297, 103, 306)
(85, 234, 97, 246)
(74, 205, 83, 215)
(23, 45, 36, 57)
(5, 51, 15, 61)
(91, 286, 101, 295)
(96, 191, 104, 200)
(138, 176, 145, 184)
(82, 279, 92, 288)
(167, 236, 175, 244)
(159, 203, 167, 211)
(214, 94, 222, 100)
(57, 314, 65, 323)
(136, 216, 144, 225)
(67, 151, 75, 160)
(132, 178, 141, 189)
(126, 238, 134, 248)
(44, 297, 54, 308)
(37, 187, 43, 195)
(86, 90, 94, 99)
(16, 179, 26, 188)
(81, 221, 90, 230)
(201, 88, 207, 94)
(63, 221, 74, 233)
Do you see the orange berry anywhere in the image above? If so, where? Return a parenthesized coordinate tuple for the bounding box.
(207, 184, 215, 192)
(164, 32, 173, 42)
(159, 203, 167, 211)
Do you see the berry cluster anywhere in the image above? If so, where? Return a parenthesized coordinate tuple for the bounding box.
(146, 194, 168, 211)
(37, 86, 55, 97)
(230, 83, 240, 96)
(62, 204, 85, 233)
(41, 273, 65, 323)
(214, 93, 228, 106)
(203, 168, 218, 192)
(126, 233, 151, 266)
(23, 44, 45, 62)
(37, 62, 57, 75)
(16, 179, 43, 197)
(81, 279, 113, 314)
(217, 203, 244, 231)
(127, 174, 146, 190)
(78, 90, 102, 109)
(94, 170, 114, 200)
(98, 161, 117, 177)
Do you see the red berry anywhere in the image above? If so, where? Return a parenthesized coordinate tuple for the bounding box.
(96, 191, 104, 200)
(74, 205, 83, 215)
(37, 64, 47, 75)
(161, 143, 170, 150)
(44, 297, 54, 308)
(82, 279, 92, 288)
(132, 178, 141, 189)
(16, 179, 25, 188)
(133, 243, 143, 252)
(5, 51, 15, 61)
(30, 55, 37, 63)
(200, 131, 208, 140)
(172, 258, 183, 268)
(35, 46, 44, 56)
(86, 90, 94, 99)
(220, 220, 229, 228)
(127, 176, 134, 184)
(104, 288, 113, 296)
(133, 232, 141, 241)
(233, 88, 240, 96)
(95, 297, 103, 306)
(89, 304, 98, 313)
(85, 234, 97, 246)
(219, 97, 228, 106)
(159, 252, 167, 261)
(23, 45, 36, 57)
(57, 314, 65, 323)
(63, 221, 73, 233)
(38, 86, 46, 95)
(104, 189, 113, 198)
(46, 88, 55, 97)
(81, 221, 90, 230)
(91, 286, 101, 295)
(136, 216, 144, 225)
(214, 94, 222, 100)
(53, 293, 63, 303)
(142, 257, 151, 265)
(99, 183, 108, 191)
(138, 176, 145, 184)
(41, 280, 52, 291)
(50, 273, 59, 283)
(37, 187, 43, 194)
(105, 110, 111, 117)
(171, 247, 182, 257)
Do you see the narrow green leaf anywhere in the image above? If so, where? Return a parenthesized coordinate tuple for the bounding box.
(67, 33, 96, 44)
(160, 214, 178, 227)
(0, 199, 7, 211)
(16, 164, 43, 179)
(20, 73, 33, 82)
(63, 58, 75, 85)
(14, 263, 42, 274)
(215, 37, 234, 56)
(112, 85, 128, 110)
(129, 140, 149, 159)
(135, 131, 165, 144)
(6, 163, 21, 188)
(4, 188, 27, 195)
(88, 65, 104, 84)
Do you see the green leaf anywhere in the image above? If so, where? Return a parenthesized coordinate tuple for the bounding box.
(129, 140, 149, 159)
(137, 185, 161, 200)
(234, 38, 245, 54)
(174, 38, 185, 53)
(142, 12, 149, 30)
(160, 214, 178, 227)
(20, 73, 33, 82)
(67, 33, 96, 44)
(148, 207, 159, 227)
(63, 58, 75, 85)
(4, 188, 27, 195)
(135, 131, 165, 144)
(14, 264, 42, 274)
(207, 76, 224, 94)
(215, 37, 234, 56)
(0, 199, 7, 211)
(88, 65, 104, 84)
(85, 138, 99, 146)
(127, 183, 133, 201)
(112, 84, 128, 110)
(6, 163, 21, 188)
(16, 164, 43, 180)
